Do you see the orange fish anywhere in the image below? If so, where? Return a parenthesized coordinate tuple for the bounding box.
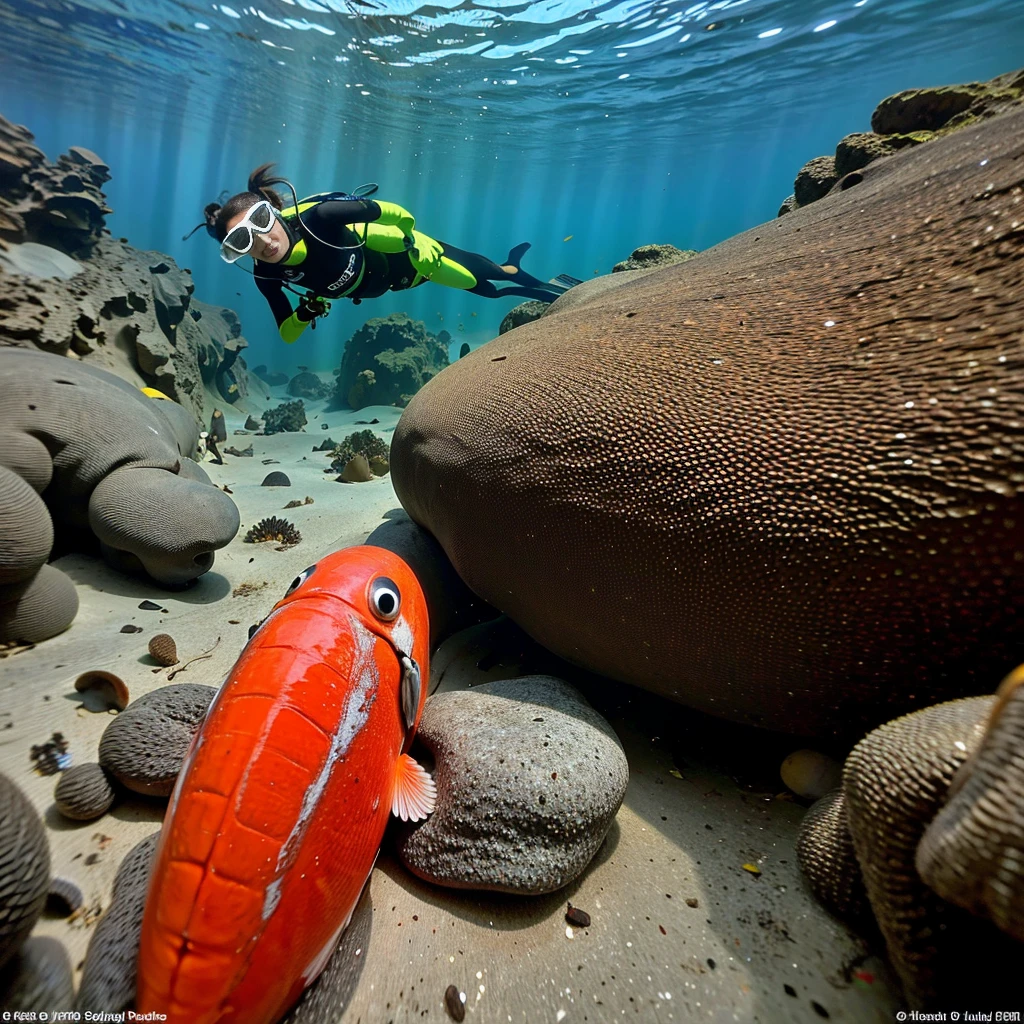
(136, 546, 436, 1024)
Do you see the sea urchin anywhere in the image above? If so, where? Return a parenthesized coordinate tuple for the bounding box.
(243, 516, 302, 547)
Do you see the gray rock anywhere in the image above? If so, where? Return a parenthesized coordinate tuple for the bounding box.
(98, 684, 216, 797)
(778, 194, 798, 217)
(499, 300, 548, 336)
(397, 676, 628, 894)
(612, 243, 696, 273)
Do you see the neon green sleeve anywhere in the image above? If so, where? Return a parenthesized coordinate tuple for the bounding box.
(279, 313, 310, 345)
(374, 200, 416, 237)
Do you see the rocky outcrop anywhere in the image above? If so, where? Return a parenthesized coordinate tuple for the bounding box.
(332, 312, 449, 411)
(286, 371, 330, 400)
(0, 114, 265, 422)
(612, 243, 697, 273)
(499, 299, 548, 336)
(0, 118, 110, 258)
(780, 67, 1024, 215)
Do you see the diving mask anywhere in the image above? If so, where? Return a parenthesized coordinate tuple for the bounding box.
(220, 200, 276, 263)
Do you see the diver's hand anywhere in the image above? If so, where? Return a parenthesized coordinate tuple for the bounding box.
(396, 214, 416, 242)
(296, 295, 331, 323)
(412, 236, 444, 274)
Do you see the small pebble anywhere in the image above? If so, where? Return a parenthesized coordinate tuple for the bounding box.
(685, 897, 699, 908)
(119, 625, 142, 634)
(147, 634, 179, 667)
(565, 903, 591, 928)
(444, 984, 466, 1022)
(137, 600, 164, 611)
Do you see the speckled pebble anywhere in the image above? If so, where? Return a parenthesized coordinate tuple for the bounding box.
(397, 676, 628, 894)
(98, 684, 216, 797)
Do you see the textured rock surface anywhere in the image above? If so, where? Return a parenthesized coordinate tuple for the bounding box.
(0, 349, 239, 639)
(392, 107, 1024, 739)
(333, 313, 449, 410)
(0, 774, 50, 970)
(53, 763, 117, 821)
(782, 68, 1024, 214)
(612, 243, 697, 273)
(397, 676, 628, 894)
(263, 399, 307, 434)
(826, 697, 1015, 1009)
(98, 684, 216, 797)
(793, 155, 839, 205)
(0, 114, 265, 421)
(499, 299, 548, 336)
(77, 832, 159, 1013)
(916, 668, 1024, 942)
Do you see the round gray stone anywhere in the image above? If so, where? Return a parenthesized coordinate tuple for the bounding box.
(397, 675, 628, 895)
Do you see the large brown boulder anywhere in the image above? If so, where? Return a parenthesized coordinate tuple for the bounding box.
(391, 107, 1024, 740)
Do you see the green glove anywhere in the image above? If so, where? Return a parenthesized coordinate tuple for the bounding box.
(411, 236, 444, 274)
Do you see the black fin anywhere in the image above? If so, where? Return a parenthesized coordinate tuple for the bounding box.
(504, 242, 531, 270)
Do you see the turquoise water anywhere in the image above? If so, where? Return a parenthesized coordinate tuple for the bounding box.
(2, 0, 1022, 370)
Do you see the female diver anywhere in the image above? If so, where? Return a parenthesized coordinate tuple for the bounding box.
(191, 165, 573, 345)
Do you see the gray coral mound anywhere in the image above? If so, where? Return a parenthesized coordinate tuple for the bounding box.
(0, 349, 239, 641)
(397, 676, 628, 894)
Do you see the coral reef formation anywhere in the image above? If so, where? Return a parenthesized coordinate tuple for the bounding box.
(332, 313, 449, 410)
(262, 399, 306, 434)
(0, 349, 240, 643)
(391, 105, 1024, 739)
(398, 677, 628, 894)
(327, 429, 389, 476)
(779, 67, 1024, 214)
(0, 114, 267, 420)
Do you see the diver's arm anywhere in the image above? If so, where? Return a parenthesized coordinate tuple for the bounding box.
(314, 198, 416, 239)
(255, 275, 309, 344)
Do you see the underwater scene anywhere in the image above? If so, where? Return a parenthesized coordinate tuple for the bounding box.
(1, 0, 1023, 1021)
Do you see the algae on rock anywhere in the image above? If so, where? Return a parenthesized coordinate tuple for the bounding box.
(331, 312, 449, 411)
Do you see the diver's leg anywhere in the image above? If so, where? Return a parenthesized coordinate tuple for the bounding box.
(408, 235, 565, 301)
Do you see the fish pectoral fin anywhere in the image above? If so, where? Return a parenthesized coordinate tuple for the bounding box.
(392, 753, 437, 823)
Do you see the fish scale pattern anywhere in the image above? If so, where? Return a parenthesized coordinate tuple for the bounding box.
(392, 106, 1024, 739)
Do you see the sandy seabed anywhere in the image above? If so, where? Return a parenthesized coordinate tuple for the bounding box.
(2, 385, 901, 1022)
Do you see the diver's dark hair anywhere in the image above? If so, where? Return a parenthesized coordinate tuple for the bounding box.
(202, 164, 289, 242)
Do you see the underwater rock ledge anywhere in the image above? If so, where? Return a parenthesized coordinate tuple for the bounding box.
(391, 103, 1024, 740)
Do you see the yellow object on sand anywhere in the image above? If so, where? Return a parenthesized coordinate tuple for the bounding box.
(140, 386, 172, 400)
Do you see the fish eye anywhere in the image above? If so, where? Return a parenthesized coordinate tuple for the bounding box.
(369, 576, 401, 621)
(286, 564, 317, 596)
